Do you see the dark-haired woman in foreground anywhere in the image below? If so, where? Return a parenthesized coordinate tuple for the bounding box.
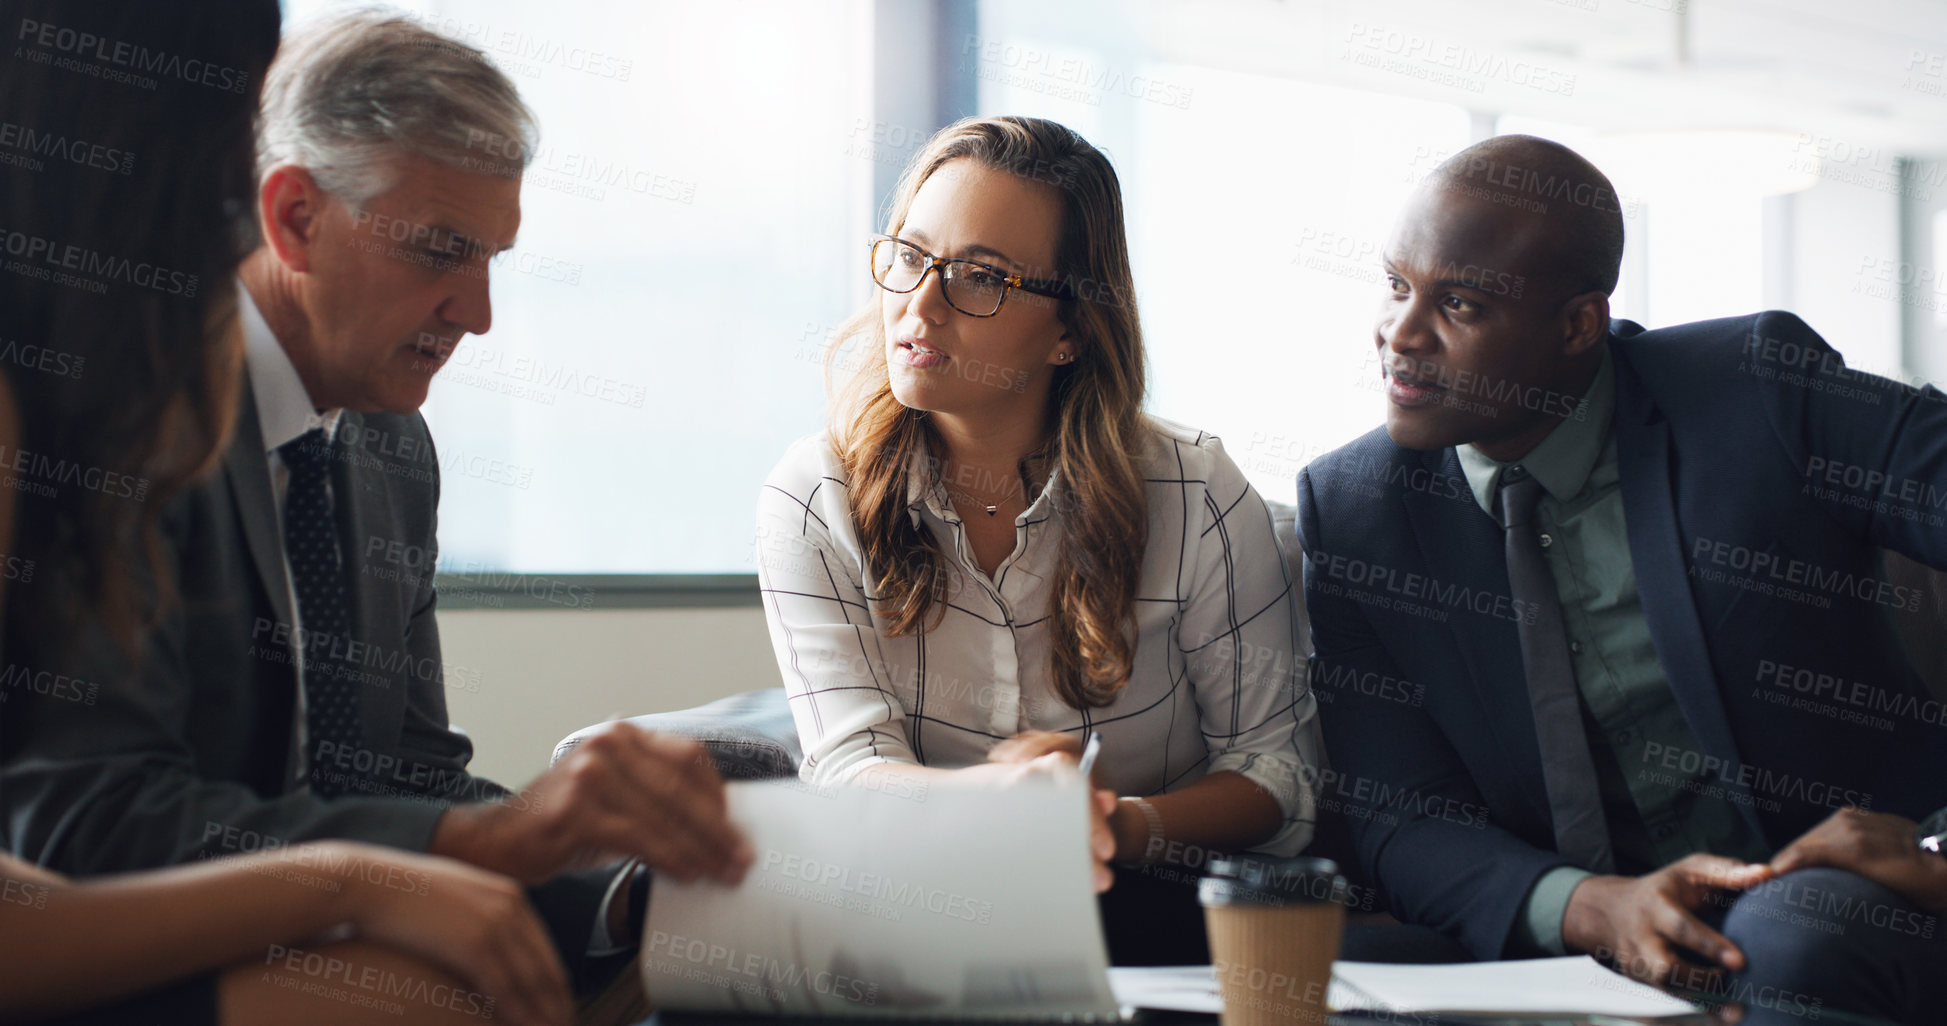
(756, 115, 1321, 964)
(0, 2, 569, 1023)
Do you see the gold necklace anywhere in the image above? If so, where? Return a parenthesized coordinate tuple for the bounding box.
(945, 446, 1051, 517)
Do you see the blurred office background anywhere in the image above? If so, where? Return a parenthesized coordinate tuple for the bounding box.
(279, 0, 1947, 783)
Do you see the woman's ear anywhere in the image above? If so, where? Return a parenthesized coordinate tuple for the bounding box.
(1048, 325, 1078, 365)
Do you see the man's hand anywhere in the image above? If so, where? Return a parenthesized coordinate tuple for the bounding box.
(430, 722, 751, 886)
(1562, 853, 1772, 988)
(1771, 807, 1947, 913)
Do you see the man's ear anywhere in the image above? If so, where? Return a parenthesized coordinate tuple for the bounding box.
(1561, 291, 1610, 358)
(257, 165, 327, 274)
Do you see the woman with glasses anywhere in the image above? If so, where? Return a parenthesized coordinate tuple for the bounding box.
(756, 115, 1321, 964)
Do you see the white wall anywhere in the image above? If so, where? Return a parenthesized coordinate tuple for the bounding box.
(439, 606, 779, 787)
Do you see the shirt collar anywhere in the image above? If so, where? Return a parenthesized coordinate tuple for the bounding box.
(239, 283, 343, 452)
(1457, 347, 1617, 519)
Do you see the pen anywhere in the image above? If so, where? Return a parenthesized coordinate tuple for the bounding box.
(1077, 731, 1102, 777)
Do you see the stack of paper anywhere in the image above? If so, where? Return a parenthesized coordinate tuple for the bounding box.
(1109, 956, 1700, 1019)
(1330, 957, 1701, 1018)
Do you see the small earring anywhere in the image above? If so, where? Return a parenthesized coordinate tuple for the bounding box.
(1057, 352, 1071, 363)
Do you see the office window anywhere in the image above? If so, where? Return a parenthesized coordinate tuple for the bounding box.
(1936, 208, 1947, 331)
(1501, 114, 1906, 378)
(1638, 194, 1765, 330)
(967, 34, 1471, 503)
(1495, 115, 1766, 333)
(275, 0, 1931, 579)
(286, 0, 874, 574)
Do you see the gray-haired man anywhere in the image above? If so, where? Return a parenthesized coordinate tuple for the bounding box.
(0, 11, 746, 998)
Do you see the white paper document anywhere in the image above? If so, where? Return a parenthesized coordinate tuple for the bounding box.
(1331, 956, 1700, 1017)
(642, 776, 1120, 1021)
(1105, 965, 1223, 1015)
(1109, 956, 1701, 1019)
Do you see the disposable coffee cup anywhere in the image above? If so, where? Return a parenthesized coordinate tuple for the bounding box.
(1198, 855, 1347, 1026)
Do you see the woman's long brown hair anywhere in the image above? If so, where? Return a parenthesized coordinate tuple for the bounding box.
(0, 0, 281, 659)
(829, 116, 1149, 709)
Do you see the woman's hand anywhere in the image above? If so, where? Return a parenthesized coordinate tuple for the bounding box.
(1087, 786, 1119, 893)
(318, 842, 575, 1026)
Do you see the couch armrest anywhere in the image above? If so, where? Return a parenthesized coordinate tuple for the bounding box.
(553, 688, 802, 780)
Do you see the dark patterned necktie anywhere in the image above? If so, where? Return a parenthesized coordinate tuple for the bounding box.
(1496, 466, 1616, 873)
(279, 428, 360, 798)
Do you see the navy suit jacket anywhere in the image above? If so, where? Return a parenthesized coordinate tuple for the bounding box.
(1, 385, 615, 975)
(1297, 311, 1947, 959)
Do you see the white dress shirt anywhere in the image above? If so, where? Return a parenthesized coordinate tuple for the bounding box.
(240, 286, 339, 511)
(757, 416, 1322, 855)
(239, 286, 338, 780)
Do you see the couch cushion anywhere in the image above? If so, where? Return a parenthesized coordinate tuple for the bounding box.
(552, 687, 801, 780)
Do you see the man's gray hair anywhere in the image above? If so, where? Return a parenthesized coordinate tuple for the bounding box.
(257, 9, 537, 203)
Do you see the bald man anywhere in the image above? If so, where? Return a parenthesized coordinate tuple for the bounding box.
(1299, 135, 1947, 1021)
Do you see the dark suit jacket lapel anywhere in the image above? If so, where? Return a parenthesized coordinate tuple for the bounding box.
(224, 379, 295, 630)
(1401, 447, 1554, 825)
(330, 411, 407, 746)
(1612, 350, 1766, 840)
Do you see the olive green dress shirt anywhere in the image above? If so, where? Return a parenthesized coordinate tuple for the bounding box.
(1456, 351, 1770, 955)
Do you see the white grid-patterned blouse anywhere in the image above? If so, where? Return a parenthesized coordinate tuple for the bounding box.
(755, 416, 1320, 855)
